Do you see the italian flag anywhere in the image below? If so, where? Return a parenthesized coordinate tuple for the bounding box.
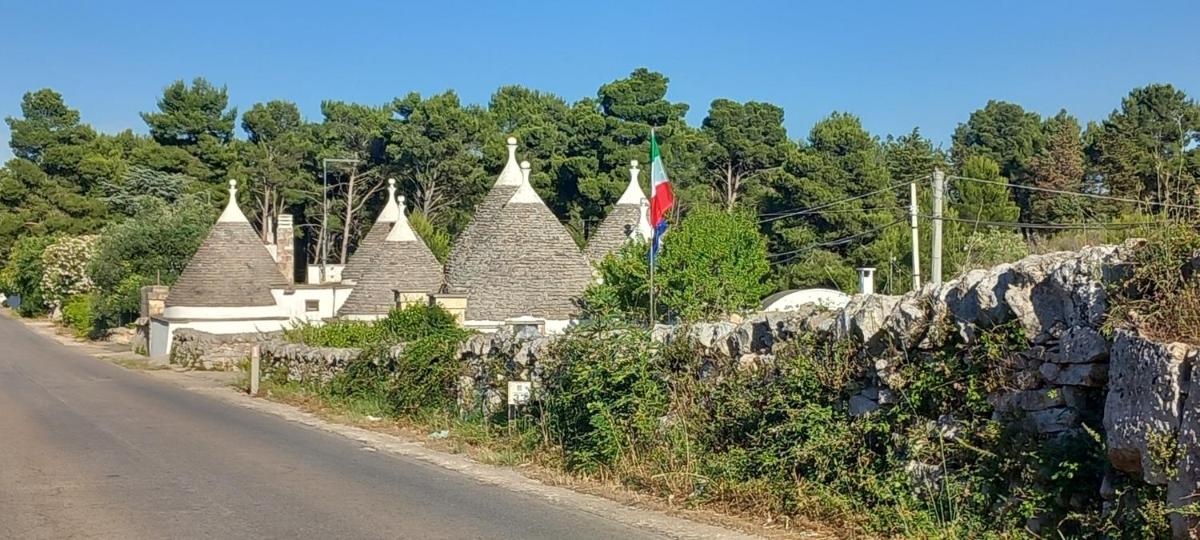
(649, 130, 674, 265)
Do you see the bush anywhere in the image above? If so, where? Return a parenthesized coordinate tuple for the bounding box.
(583, 208, 771, 323)
(541, 319, 669, 471)
(88, 198, 211, 330)
(0, 235, 55, 316)
(40, 235, 99, 313)
(283, 319, 382, 349)
(61, 294, 98, 338)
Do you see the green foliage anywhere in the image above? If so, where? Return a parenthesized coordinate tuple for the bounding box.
(87, 198, 212, 329)
(0, 235, 55, 315)
(953, 155, 1021, 223)
(581, 240, 654, 322)
(61, 293, 98, 338)
(1086, 84, 1200, 212)
(541, 319, 669, 471)
(102, 166, 190, 215)
(283, 319, 382, 349)
(1107, 224, 1200, 343)
(657, 208, 771, 321)
(407, 209, 451, 264)
(960, 229, 1030, 271)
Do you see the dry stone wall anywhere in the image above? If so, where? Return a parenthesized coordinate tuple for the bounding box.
(169, 329, 281, 370)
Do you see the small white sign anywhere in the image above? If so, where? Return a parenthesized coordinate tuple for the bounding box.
(507, 381, 532, 405)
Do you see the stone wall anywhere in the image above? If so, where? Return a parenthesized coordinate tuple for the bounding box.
(169, 329, 282, 370)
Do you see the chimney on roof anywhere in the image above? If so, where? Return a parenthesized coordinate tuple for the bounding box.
(857, 267, 875, 295)
(276, 213, 295, 284)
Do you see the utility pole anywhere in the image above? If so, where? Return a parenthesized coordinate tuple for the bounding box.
(931, 168, 945, 286)
(909, 181, 921, 291)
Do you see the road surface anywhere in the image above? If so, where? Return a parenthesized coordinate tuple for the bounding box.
(0, 315, 671, 539)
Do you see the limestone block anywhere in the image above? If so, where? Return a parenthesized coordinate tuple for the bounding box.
(1105, 331, 1195, 483)
(1058, 326, 1109, 363)
(1039, 362, 1108, 387)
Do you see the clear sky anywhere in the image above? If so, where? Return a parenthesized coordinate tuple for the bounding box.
(1, 0, 1197, 161)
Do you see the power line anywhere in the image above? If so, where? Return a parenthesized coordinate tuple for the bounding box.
(769, 219, 904, 265)
(947, 174, 1200, 211)
(920, 214, 1172, 230)
(759, 181, 910, 223)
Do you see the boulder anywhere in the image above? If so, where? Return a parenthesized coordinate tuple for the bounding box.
(1039, 362, 1108, 387)
(849, 392, 879, 417)
(1026, 407, 1079, 434)
(1058, 326, 1109, 363)
(1105, 331, 1196, 484)
(836, 294, 901, 350)
(1169, 360, 1200, 538)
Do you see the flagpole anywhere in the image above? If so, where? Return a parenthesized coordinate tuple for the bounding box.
(648, 128, 656, 327)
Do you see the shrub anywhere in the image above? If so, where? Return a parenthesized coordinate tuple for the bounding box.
(39, 235, 98, 314)
(1107, 224, 1200, 343)
(88, 197, 211, 330)
(376, 303, 459, 342)
(583, 208, 771, 323)
(283, 319, 382, 349)
(0, 235, 55, 316)
(61, 294, 98, 338)
(541, 319, 669, 471)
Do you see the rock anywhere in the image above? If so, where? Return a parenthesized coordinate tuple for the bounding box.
(878, 388, 899, 405)
(1013, 369, 1043, 390)
(883, 292, 931, 349)
(836, 294, 901, 350)
(1004, 252, 1075, 342)
(1027, 407, 1078, 433)
(1040, 362, 1108, 387)
(1059, 326, 1109, 363)
(1169, 359, 1200, 538)
(1005, 389, 1068, 412)
(687, 322, 736, 355)
(1105, 331, 1196, 484)
(650, 324, 674, 344)
(849, 393, 879, 417)
(730, 315, 774, 355)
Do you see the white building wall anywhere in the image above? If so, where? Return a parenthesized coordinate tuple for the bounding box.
(762, 288, 851, 312)
(272, 287, 351, 321)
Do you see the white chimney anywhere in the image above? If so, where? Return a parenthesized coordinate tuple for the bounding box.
(857, 267, 876, 295)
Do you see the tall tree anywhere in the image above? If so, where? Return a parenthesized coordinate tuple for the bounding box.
(1086, 84, 1200, 212)
(316, 100, 390, 264)
(387, 91, 490, 232)
(767, 113, 896, 264)
(1028, 111, 1088, 223)
(953, 155, 1020, 224)
(952, 100, 1044, 218)
(700, 99, 789, 212)
(239, 100, 315, 242)
(5, 89, 94, 165)
(140, 78, 238, 183)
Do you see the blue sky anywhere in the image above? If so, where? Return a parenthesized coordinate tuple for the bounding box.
(1, 0, 1197, 161)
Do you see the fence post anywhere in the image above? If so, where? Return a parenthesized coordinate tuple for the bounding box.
(931, 168, 945, 286)
(250, 345, 261, 397)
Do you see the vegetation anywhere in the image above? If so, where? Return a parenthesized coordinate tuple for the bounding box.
(2, 73, 1197, 307)
(583, 208, 771, 322)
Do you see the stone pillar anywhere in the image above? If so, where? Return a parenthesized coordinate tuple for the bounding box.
(429, 293, 468, 324)
(276, 213, 295, 284)
(392, 290, 427, 310)
(140, 286, 170, 319)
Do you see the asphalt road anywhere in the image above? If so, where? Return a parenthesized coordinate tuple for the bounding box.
(0, 316, 666, 540)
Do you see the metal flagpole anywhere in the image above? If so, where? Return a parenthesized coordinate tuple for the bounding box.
(648, 129, 656, 327)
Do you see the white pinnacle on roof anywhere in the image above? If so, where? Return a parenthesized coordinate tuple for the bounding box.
(217, 179, 249, 223)
(509, 160, 543, 204)
(385, 195, 418, 242)
(617, 160, 649, 206)
(496, 137, 523, 187)
(376, 178, 401, 223)
(633, 199, 652, 241)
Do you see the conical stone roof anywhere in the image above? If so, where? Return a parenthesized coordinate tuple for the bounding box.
(586, 160, 652, 263)
(166, 180, 287, 308)
(447, 136, 523, 288)
(339, 194, 444, 318)
(342, 179, 402, 284)
(463, 161, 592, 322)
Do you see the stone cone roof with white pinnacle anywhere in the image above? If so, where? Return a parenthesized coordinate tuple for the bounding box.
(586, 160, 652, 263)
(461, 161, 592, 322)
(339, 195, 444, 317)
(342, 179, 402, 284)
(447, 136, 523, 289)
(166, 180, 287, 308)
